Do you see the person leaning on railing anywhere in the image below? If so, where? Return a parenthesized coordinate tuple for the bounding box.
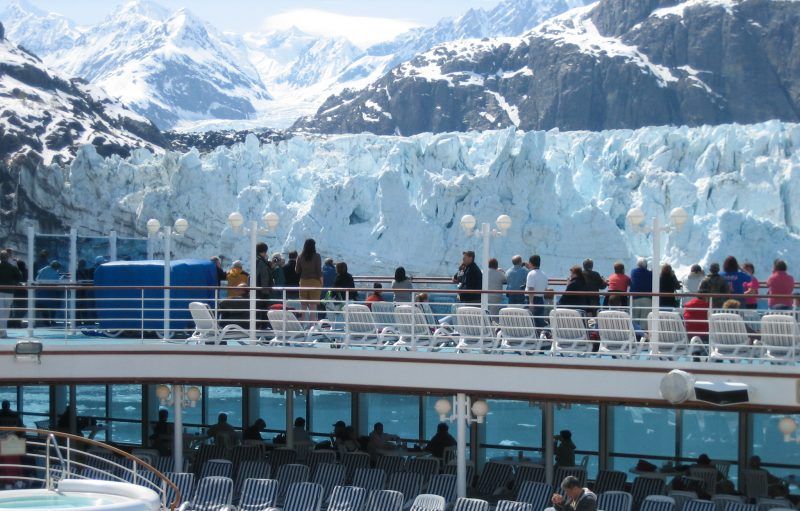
(629, 258, 652, 328)
(296, 239, 322, 321)
(766, 259, 795, 309)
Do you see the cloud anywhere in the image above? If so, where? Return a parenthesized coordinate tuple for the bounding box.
(261, 8, 420, 48)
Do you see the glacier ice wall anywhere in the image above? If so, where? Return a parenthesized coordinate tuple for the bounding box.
(16, 120, 800, 280)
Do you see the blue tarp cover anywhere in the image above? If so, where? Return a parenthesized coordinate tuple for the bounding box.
(93, 259, 217, 331)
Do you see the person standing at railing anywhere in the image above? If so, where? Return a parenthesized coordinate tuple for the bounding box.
(0, 250, 23, 338)
(558, 266, 589, 310)
(683, 265, 705, 294)
(332, 262, 357, 302)
(659, 264, 682, 309)
(629, 258, 652, 329)
(742, 262, 759, 309)
(720, 256, 752, 297)
(701, 263, 731, 308)
(255, 243, 273, 312)
(391, 266, 414, 302)
(525, 255, 548, 329)
(453, 250, 482, 304)
(582, 259, 607, 316)
(487, 258, 507, 319)
(684, 282, 711, 344)
(505, 255, 528, 305)
(606, 261, 630, 307)
(283, 251, 300, 299)
(322, 258, 336, 289)
(365, 283, 385, 308)
(766, 259, 795, 309)
(270, 254, 286, 301)
(296, 240, 323, 321)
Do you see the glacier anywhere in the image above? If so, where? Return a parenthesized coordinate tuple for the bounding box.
(16, 120, 800, 281)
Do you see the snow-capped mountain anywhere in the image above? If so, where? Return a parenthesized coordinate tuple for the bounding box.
(46, 1, 271, 129)
(0, 0, 81, 57)
(295, 0, 800, 135)
(0, 22, 163, 169)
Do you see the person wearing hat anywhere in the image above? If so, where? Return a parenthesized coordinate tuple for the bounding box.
(270, 253, 286, 300)
(226, 260, 249, 298)
(452, 250, 482, 303)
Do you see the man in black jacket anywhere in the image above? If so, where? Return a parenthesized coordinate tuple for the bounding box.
(454, 251, 482, 303)
(582, 258, 607, 315)
(552, 476, 597, 511)
(255, 243, 273, 303)
(0, 250, 23, 338)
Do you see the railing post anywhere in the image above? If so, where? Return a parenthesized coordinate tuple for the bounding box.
(68, 227, 77, 334)
(282, 288, 288, 345)
(140, 289, 145, 343)
(163, 227, 171, 340)
(249, 220, 258, 340)
(455, 393, 467, 499)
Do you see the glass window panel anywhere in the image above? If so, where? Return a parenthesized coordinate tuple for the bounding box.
(310, 390, 350, 440)
(362, 393, 420, 441)
(484, 399, 541, 450)
(555, 403, 599, 478)
(76, 385, 106, 441)
(611, 406, 676, 458)
(681, 410, 738, 461)
(205, 386, 242, 427)
(110, 421, 141, 445)
(256, 388, 307, 433)
(750, 413, 800, 467)
(21, 385, 49, 429)
(0, 386, 17, 408)
(109, 385, 141, 421)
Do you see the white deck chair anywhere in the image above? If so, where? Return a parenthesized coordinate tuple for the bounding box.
(188, 302, 250, 345)
(393, 305, 448, 350)
(454, 306, 496, 353)
(549, 308, 592, 355)
(267, 309, 330, 347)
(497, 308, 547, 354)
(648, 311, 692, 359)
(410, 494, 446, 511)
(597, 310, 637, 356)
(759, 314, 797, 363)
(342, 304, 393, 348)
(709, 313, 754, 362)
(371, 301, 400, 333)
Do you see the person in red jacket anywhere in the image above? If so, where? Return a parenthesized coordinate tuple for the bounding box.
(684, 283, 711, 343)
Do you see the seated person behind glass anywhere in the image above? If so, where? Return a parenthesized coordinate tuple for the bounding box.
(554, 429, 576, 468)
(425, 423, 457, 458)
(207, 413, 238, 449)
(367, 422, 400, 454)
(150, 409, 173, 455)
(242, 418, 266, 442)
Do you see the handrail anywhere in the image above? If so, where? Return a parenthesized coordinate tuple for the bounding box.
(0, 427, 181, 511)
(45, 432, 66, 490)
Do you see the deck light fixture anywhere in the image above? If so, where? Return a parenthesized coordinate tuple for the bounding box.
(779, 416, 799, 443)
(434, 394, 490, 499)
(14, 340, 42, 363)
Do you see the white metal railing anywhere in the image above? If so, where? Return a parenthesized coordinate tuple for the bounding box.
(0, 427, 180, 509)
(0, 283, 798, 364)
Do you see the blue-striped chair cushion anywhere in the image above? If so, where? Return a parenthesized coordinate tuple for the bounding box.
(231, 445, 266, 476)
(269, 448, 298, 471)
(194, 445, 229, 475)
(234, 461, 271, 497)
(442, 464, 475, 487)
(632, 477, 667, 506)
(283, 482, 323, 511)
(407, 458, 440, 485)
(377, 455, 406, 476)
(308, 450, 338, 477)
(352, 467, 386, 493)
(496, 500, 533, 511)
(684, 499, 717, 511)
(516, 481, 553, 509)
(598, 491, 633, 511)
(276, 463, 310, 502)
(366, 489, 405, 511)
(725, 504, 757, 511)
(238, 478, 278, 511)
(595, 471, 628, 493)
(312, 462, 346, 500)
(387, 471, 423, 504)
(427, 474, 456, 504)
(410, 493, 446, 511)
(640, 496, 676, 511)
(163, 472, 195, 508)
(200, 459, 232, 479)
(475, 462, 513, 496)
(555, 466, 587, 488)
(453, 497, 490, 511)
(341, 452, 370, 483)
(514, 465, 546, 490)
(187, 476, 233, 511)
(326, 485, 367, 511)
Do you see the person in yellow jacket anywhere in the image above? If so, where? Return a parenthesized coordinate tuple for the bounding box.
(226, 261, 249, 297)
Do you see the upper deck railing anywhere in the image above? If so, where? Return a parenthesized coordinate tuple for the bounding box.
(0, 279, 798, 365)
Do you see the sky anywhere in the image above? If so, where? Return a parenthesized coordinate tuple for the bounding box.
(12, 0, 502, 47)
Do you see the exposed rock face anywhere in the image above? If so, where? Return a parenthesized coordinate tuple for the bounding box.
(294, 0, 800, 135)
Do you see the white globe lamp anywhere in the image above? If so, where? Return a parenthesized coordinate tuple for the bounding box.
(670, 207, 690, 229)
(146, 219, 161, 235)
(173, 218, 189, 235)
(460, 214, 476, 233)
(471, 400, 490, 423)
(626, 207, 645, 228)
(264, 212, 280, 230)
(496, 214, 512, 233)
(227, 212, 244, 230)
(434, 398, 452, 421)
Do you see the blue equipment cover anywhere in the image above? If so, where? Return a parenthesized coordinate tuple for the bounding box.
(93, 259, 217, 331)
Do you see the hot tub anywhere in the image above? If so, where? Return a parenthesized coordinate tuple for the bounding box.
(0, 480, 161, 511)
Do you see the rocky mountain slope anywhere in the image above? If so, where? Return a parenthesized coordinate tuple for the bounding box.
(294, 0, 800, 135)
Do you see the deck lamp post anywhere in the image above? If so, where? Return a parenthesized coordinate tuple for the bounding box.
(460, 214, 512, 310)
(147, 218, 190, 340)
(227, 212, 280, 339)
(626, 207, 690, 347)
(435, 395, 490, 499)
(779, 416, 800, 443)
(155, 384, 202, 472)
